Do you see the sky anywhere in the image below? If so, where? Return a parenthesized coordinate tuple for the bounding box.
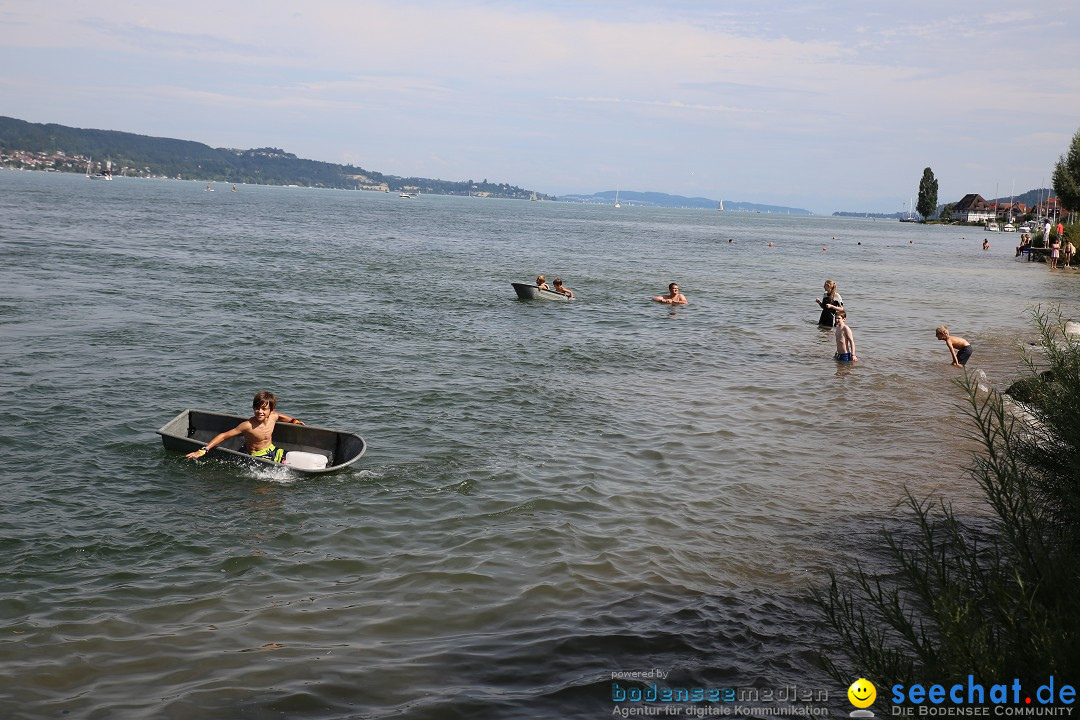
(2, 1, 1079, 214)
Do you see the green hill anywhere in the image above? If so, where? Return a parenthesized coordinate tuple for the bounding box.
(0, 116, 549, 199)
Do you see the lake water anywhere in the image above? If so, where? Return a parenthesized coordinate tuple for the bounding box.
(2, 171, 1076, 719)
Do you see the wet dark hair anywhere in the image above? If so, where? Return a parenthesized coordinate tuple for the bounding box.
(253, 390, 277, 410)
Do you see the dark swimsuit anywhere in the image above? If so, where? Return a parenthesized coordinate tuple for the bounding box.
(956, 345, 973, 366)
(818, 294, 842, 327)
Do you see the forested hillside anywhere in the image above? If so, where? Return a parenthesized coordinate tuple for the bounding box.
(0, 116, 547, 198)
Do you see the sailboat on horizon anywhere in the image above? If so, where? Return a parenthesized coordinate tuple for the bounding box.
(86, 157, 112, 180)
(718, 199, 724, 211)
(614, 189, 621, 208)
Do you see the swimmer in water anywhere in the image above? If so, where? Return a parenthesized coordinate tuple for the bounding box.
(652, 282, 687, 305)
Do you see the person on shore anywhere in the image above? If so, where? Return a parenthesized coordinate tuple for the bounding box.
(186, 390, 304, 463)
(535, 275, 550, 290)
(552, 277, 574, 298)
(935, 326, 973, 368)
(815, 280, 843, 327)
(982, 238, 990, 251)
(1065, 239, 1075, 268)
(652, 282, 687, 305)
(833, 309, 857, 363)
(1050, 235, 1061, 270)
(1016, 234, 1031, 257)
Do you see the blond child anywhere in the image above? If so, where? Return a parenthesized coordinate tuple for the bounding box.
(815, 279, 843, 327)
(935, 326, 972, 367)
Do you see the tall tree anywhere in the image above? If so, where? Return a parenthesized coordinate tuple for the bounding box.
(1052, 127, 1080, 216)
(916, 167, 939, 220)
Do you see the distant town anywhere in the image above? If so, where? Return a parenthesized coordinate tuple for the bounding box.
(3, 148, 157, 179)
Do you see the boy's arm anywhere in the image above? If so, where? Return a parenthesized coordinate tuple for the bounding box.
(947, 339, 960, 365)
(187, 423, 246, 458)
(276, 412, 305, 425)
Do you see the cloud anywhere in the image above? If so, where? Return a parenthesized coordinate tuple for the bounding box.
(553, 96, 752, 115)
(3, 0, 1078, 211)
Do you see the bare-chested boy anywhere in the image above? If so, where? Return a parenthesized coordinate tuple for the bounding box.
(935, 326, 972, 367)
(833, 309, 857, 362)
(652, 282, 688, 305)
(186, 390, 303, 463)
(552, 277, 574, 298)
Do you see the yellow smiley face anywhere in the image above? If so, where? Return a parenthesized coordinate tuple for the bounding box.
(848, 678, 876, 708)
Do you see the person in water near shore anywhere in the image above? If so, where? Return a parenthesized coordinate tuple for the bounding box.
(653, 282, 687, 305)
(815, 279, 843, 327)
(982, 238, 990, 250)
(552, 278, 574, 298)
(535, 275, 550, 290)
(186, 390, 304, 462)
(833, 309, 857, 362)
(935, 326, 972, 368)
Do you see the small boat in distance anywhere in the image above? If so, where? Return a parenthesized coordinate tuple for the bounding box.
(399, 192, 418, 198)
(157, 409, 367, 475)
(898, 196, 920, 221)
(512, 282, 573, 301)
(85, 157, 112, 180)
(985, 220, 1000, 231)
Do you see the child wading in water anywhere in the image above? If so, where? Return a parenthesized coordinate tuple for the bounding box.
(186, 390, 303, 463)
(833, 309, 857, 362)
(935, 326, 973, 367)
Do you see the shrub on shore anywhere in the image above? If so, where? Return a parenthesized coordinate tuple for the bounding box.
(813, 306, 1080, 698)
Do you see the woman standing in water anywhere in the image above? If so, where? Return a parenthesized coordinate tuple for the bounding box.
(815, 279, 843, 327)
